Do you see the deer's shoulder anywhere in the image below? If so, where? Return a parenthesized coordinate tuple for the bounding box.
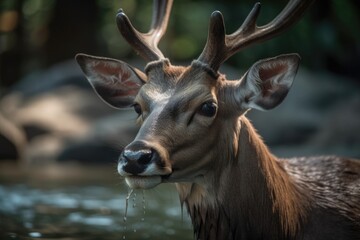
(283, 156, 360, 184)
(282, 156, 360, 226)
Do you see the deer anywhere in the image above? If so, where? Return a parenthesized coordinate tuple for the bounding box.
(75, 0, 360, 239)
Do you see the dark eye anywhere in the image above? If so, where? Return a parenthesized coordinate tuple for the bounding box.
(133, 103, 142, 115)
(199, 101, 217, 117)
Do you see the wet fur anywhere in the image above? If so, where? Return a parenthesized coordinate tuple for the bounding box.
(176, 117, 360, 240)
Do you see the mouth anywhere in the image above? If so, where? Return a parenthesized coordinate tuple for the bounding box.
(125, 176, 162, 189)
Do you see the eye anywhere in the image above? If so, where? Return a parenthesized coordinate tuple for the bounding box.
(198, 101, 217, 117)
(133, 103, 142, 116)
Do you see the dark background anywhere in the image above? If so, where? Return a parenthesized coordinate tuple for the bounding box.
(1, 0, 359, 89)
(0, 0, 359, 162)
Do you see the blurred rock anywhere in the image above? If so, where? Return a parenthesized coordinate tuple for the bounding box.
(57, 111, 139, 164)
(248, 69, 360, 158)
(0, 60, 137, 164)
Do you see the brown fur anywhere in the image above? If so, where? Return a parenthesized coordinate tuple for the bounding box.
(176, 116, 360, 239)
(77, 55, 360, 239)
(129, 61, 360, 239)
(76, 1, 360, 238)
(241, 117, 310, 235)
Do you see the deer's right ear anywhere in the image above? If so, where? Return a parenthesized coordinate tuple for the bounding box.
(75, 54, 146, 108)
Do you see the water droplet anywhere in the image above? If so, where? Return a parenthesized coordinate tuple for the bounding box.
(142, 190, 146, 217)
(133, 229, 137, 233)
(132, 192, 137, 208)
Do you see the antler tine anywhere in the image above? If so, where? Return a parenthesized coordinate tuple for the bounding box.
(116, 0, 173, 61)
(198, 0, 315, 71)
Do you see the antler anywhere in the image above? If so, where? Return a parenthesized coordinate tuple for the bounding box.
(116, 0, 173, 61)
(198, 0, 315, 71)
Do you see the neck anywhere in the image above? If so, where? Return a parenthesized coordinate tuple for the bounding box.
(176, 116, 309, 239)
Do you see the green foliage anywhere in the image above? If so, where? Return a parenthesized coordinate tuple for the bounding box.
(0, 0, 359, 87)
(95, 0, 360, 74)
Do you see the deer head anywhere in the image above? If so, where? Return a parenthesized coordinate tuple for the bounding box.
(76, 0, 313, 189)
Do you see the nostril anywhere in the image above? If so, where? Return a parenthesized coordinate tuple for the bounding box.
(138, 149, 153, 165)
(123, 148, 153, 165)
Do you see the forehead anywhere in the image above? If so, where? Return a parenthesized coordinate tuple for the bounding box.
(140, 59, 219, 101)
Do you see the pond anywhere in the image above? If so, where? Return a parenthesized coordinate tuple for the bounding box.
(0, 163, 194, 240)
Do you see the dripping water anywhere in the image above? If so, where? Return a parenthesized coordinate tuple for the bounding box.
(141, 190, 146, 222)
(122, 189, 147, 237)
(132, 192, 137, 233)
(123, 188, 134, 240)
(124, 188, 133, 222)
(132, 192, 137, 208)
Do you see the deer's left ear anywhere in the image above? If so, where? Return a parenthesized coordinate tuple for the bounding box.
(239, 54, 300, 111)
(76, 53, 146, 109)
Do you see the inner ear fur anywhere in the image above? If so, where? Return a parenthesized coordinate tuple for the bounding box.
(75, 53, 146, 108)
(240, 54, 300, 111)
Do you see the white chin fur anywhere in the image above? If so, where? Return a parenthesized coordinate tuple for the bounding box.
(125, 176, 162, 189)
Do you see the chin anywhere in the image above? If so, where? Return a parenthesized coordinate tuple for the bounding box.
(125, 176, 162, 189)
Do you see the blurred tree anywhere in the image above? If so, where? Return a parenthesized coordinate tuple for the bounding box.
(44, 0, 100, 66)
(0, 0, 25, 89)
(0, 0, 359, 94)
(0, 0, 102, 94)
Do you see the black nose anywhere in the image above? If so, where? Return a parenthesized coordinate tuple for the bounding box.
(124, 149, 153, 164)
(120, 143, 155, 175)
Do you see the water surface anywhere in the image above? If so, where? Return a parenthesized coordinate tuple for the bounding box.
(0, 163, 193, 239)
